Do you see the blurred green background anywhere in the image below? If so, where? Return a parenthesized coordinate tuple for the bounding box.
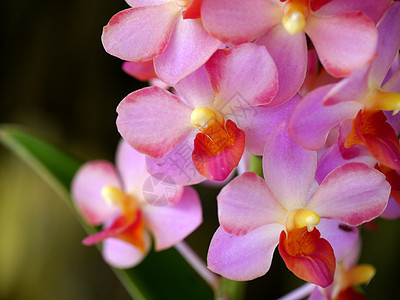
(1, 1, 400, 299)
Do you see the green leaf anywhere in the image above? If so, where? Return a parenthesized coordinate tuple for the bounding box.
(0, 125, 215, 300)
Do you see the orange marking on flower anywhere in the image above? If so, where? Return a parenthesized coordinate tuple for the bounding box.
(278, 227, 336, 287)
(182, 0, 203, 19)
(376, 164, 400, 206)
(345, 110, 400, 170)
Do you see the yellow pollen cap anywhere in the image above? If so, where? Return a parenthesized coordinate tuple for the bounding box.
(191, 107, 221, 129)
(282, 12, 306, 35)
(286, 209, 321, 232)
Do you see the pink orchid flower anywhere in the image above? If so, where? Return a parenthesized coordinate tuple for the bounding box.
(207, 122, 390, 287)
(117, 43, 302, 184)
(201, 0, 382, 82)
(289, 3, 400, 170)
(101, 0, 221, 85)
(71, 139, 202, 268)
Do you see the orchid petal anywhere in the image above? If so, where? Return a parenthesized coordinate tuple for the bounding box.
(306, 163, 390, 226)
(122, 61, 157, 82)
(240, 94, 301, 156)
(217, 172, 286, 236)
(318, 218, 359, 263)
(143, 186, 202, 251)
(323, 65, 370, 106)
(206, 44, 278, 110)
(306, 12, 378, 78)
(201, 0, 280, 44)
(207, 224, 283, 281)
(71, 161, 121, 226)
(116, 86, 192, 158)
(126, 0, 169, 7)
(316, 144, 376, 184)
(115, 139, 148, 195)
(174, 66, 215, 109)
(102, 235, 150, 269)
(314, 0, 390, 23)
(368, 3, 400, 88)
(102, 4, 180, 62)
(289, 85, 362, 150)
(146, 133, 206, 186)
(381, 197, 400, 220)
(263, 122, 317, 209)
(154, 17, 221, 85)
(256, 25, 307, 107)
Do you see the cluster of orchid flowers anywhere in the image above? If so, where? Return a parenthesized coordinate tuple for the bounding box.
(71, 0, 400, 299)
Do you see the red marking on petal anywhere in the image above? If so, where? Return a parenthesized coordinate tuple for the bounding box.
(82, 211, 146, 252)
(346, 110, 400, 170)
(309, 0, 332, 11)
(278, 228, 335, 287)
(182, 0, 203, 19)
(192, 120, 245, 181)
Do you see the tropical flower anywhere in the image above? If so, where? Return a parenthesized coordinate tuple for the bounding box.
(71, 140, 202, 268)
(101, 0, 221, 85)
(116, 43, 301, 183)
(207, 122, 390, 286)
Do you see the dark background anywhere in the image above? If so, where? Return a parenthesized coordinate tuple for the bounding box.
(1, 1, 400, 299)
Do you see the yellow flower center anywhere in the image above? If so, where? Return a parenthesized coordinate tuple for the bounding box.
(286, 208, 321, 232)
(101, 186, 138, 222)
(364, 88, 400, 115)
(282, 0, 309, 35)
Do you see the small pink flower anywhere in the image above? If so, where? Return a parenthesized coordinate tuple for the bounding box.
(71, 140, 202, 268)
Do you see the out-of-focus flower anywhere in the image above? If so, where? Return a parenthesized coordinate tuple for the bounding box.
(101, 0, 221, 85)
(117, 44, 299, 183)
(207, 122, 389, 286)
(71, 140, 202, 268)
(201, 0, 381, 79)
(289, 3, 400, 170)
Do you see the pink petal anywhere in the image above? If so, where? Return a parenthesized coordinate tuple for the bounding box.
(316, 144, 376, 184)
(306, 12, 378, 78)
(322, 65, 370, 106)
(256, 24, 307, 107)
(102, 4, 180, 62)
(383, 69, 400, 94)
(116, 86, 193, 158)
(306, 163, 390, 226)
(217, 172, 286, 236)
(102, 235, 151, 269)
(240, 94, 301, 156)
(201, 0, 280, 44)
(174, 66, 215, 109)
(206, 44, 278, 109)
(368, 2, 400, 87)
(154, 17, 221, 85)
(207, 224, 283, 281)
(115, 139, 148, 194)
(263, 122, 317, 209)
(143, 186, 202, 251)
(71, 161, 121, 226)
(288, 85, 362, 150)
(146, 132, 206, 186)
(317, 218, 359, 263)
(314, 0, 391, 23)
(122, 61, 157, 82)
(380, 197, 400, 220)
(126, 0, 169, 7)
